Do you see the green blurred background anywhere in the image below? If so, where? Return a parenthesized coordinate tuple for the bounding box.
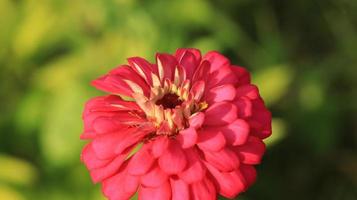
(0, 0, 356, 199)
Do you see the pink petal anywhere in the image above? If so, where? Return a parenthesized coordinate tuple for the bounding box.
(206, 65, 238, 89)
(190, 80, 205, 101)
(84, 95, 140, 113)
(206, 163, 246, 198)
(191, 178, 216, 200)
(170, 178, 189, 200)
(197, 128, 226, 152)
(92, 74, 133, 97)
(234, 136, 266, 165)
(203, 147, 240, 172)
(204, 102, 238, 126)
(92, 116, 122, 134)
(175, 48, 201, 66)
(90, 154, 128, 183)
(81, 143, 110, 170)
(203, 51, 230, 73)
(92, 132, 124, 159)
(139, 181, 171, 200)
(221, 119, 250, 146)
(248, 98, 272, 139)
(127, 146, 155, 175)
(158, 140, 187, 174)
(127, 57, 154, 85)
(205, 84, 236, 104)
(175, 49, 201, 80)
(102, 168, 139, 200)
(156, 53, 177, 81)
(231, 65, 251, 85)
(235, 84, 259, 100)
(150, 136, 169, 158)
(188, 112, 205, 129)
(192, 60, 211, 83)
(177, 127, 198, 149)
(114, 128, 150, 154)
(92, 65, 150, 97)
(140, 164, 168, 187)
(240, 164, 257, 187)
(179, 148, 206, 184)
(234, 96, 253, 118)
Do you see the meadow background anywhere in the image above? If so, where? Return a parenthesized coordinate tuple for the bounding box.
(0, 0, 356, 199)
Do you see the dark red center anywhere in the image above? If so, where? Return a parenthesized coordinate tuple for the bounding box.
(155, 93, 183, 109)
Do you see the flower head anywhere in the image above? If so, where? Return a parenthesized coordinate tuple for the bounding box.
(80, 48, 272, 200)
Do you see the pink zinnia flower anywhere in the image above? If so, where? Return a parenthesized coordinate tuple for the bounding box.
(80, 48, 272, 200)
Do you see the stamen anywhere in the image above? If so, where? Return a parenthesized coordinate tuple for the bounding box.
(155, 93, 183, 109)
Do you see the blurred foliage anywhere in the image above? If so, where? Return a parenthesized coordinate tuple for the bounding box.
(0, 0, 356, 199)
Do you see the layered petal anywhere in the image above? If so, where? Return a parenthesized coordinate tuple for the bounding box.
(206, 163, 247, 198)
(203, 147, 240, 172)
(234, 136, 266, 165)
(204, 102, 238, 126)
(127, 146, 156, 175)
(179, 148, 206, 184)
(139, 181, 171, 200)
(191, 178, 216, 200)
(175, 48, 201, 80)
(205, 84, 236, 104)
(170, 178, 189, 200)
(158, 140, 187, 174)
(177, 127, 198, 149)
(197, 128, 226, 152)
(203, 51, 230, 72)
(140, 164, 168, 187)
(92, 65, 150, 97)
(102, 168, 139, 200)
